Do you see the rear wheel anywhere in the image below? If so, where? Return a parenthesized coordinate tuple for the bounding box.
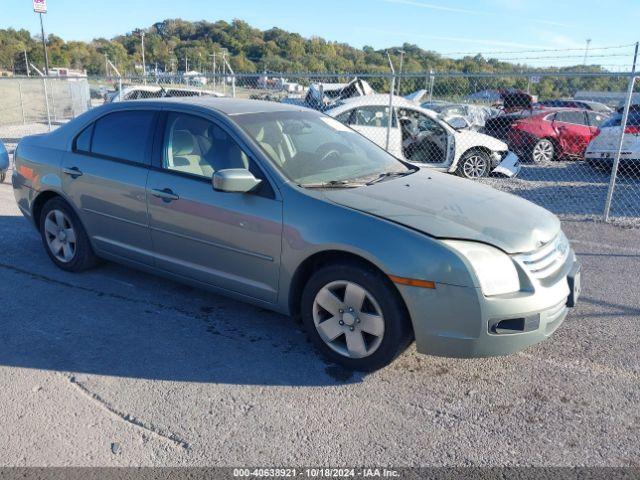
(531, 138, 555, 164)
(456, 150, 490, 179)
(301, 263, 412, 371)
(0, 171, 5, 183)
(39, 197, 98, 272)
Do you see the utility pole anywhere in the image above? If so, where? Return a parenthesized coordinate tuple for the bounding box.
(39, 13, 50, 76)
(24, 50, 30, 77)
(209, 53, 217, 88)
(396, 49, 405, 95)
(140, 32, 146, 84)
(583, 38, 592, 65)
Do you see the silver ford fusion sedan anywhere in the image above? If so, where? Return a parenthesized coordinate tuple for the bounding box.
(12, 98, 581, 371)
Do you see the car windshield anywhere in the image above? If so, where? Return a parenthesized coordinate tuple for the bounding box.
(234, 110, 411, 186)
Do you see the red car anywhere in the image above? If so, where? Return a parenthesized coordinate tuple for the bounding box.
(506, 109, 608, 163)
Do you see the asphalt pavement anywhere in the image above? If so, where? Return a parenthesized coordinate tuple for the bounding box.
(0, 176, 638, 467)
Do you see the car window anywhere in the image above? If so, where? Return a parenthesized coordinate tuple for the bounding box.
(235, 110, 408, 185)
(555, 111, 587, 125)
(91, 111, 156, 163)
(137, 90, 162, 99)
(334, 110, 353, 124)
(163, 112, 253, 179)
(587, 112, 607, 127)
(352, 106, 395, 128)
(162, 112, 274, 197)
(74, 124, 93, 153)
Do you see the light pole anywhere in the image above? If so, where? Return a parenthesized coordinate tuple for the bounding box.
(583, 38, 592, 65)
(396, 49, 405, 95)
(38, 12, 50, 76)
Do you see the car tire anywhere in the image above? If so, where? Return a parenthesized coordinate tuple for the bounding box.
(39, 197, 99, 272)
(456, 150, 491, 179)
(0, 171, 5, 183)
(300, 262, 413, 371)
(530, 138, 555, 164)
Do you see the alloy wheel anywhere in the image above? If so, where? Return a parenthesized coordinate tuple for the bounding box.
(312, 280, 385, 359)
(532, 140, 554, 163)
(43, 209, 77, 263)
(462, 155, 488, 178)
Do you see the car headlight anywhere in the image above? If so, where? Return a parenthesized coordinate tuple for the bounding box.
(443, 240, 520, 296)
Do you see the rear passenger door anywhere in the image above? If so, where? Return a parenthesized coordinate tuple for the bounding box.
(61, 108, 157, 265)
(146, 111, 283, 303)
(553, 110, 592, 156)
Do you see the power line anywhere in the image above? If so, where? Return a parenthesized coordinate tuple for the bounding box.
(480, 53, 633, 62)
(438, 43, 637, 57)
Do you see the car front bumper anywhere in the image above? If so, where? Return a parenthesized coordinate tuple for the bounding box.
(491, 151, 521, 178)
(398, 251, 579, 358)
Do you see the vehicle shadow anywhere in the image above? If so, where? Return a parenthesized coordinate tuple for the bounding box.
(0, 215, 364, 387)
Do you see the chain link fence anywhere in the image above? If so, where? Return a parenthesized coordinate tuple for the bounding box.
(1, 71, 638, 225)
(0, 77, 91, 131)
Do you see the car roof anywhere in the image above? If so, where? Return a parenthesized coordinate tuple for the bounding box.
(326, 94, 437, 116)
(333, 94, 419, 108)
(111, 96, 311, 116)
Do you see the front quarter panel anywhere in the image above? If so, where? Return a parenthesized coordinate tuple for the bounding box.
(277, 185, 476, 310)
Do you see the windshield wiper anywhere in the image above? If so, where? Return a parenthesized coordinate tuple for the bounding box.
(300, 180, 366, 189)
(365, 169, 416, 186)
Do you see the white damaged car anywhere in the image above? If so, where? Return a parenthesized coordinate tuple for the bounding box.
(326, 95, 520, 179)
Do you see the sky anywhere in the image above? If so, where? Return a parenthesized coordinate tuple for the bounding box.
(1, 0, 639, 68)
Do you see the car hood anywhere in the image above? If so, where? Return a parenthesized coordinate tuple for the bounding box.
(321, 170, 560, 254)
(454, 129, 508, 151)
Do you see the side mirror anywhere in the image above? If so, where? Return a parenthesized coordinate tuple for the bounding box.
(212, 169, 262, 193)
(448, 116, 469, 130)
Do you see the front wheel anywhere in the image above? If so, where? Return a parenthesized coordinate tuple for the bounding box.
(301, 263, 412, 371)
(456, 150, 490, 179)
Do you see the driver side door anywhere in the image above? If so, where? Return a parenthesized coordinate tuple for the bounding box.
(146, 111, 283, 303)
(402, 109, 453, 168)
(337, 106, 403, 158)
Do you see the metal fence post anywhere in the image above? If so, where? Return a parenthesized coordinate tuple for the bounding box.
(428, 70, 435, 102)
(386, 53, 396, 151)
(42, 77, 52, 131)
(50, 79, 57, 123)
(603, 43, 639, 221)
(18, 81, 26, 125)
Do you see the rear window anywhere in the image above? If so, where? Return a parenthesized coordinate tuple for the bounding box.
(601, 111, 640, 128)
(555, 111, 587, 125)
(74, 124, 93, 152)
(91, 111, 156, 164)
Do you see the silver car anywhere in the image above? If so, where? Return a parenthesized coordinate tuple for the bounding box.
(12, 98, 581, 371)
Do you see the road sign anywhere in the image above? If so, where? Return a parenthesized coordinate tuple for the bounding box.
(33, 0, 47, 14)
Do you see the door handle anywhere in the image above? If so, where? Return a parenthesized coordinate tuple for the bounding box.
(63, 166, 83, 178)
(151, 188, 180, 202)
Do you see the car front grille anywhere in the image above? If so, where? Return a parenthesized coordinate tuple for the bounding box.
(515, 233, 571, 280)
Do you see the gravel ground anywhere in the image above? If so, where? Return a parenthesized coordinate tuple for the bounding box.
(0, 172, 639, 466)
(481, 162, 640, 228)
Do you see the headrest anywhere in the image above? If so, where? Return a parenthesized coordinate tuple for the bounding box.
(210, 125, 228, 141)
(172, 130, 195, 156)
(259, 122, 283, 143)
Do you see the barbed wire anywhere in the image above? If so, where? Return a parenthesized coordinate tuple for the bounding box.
(438, 43, 637, 57)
